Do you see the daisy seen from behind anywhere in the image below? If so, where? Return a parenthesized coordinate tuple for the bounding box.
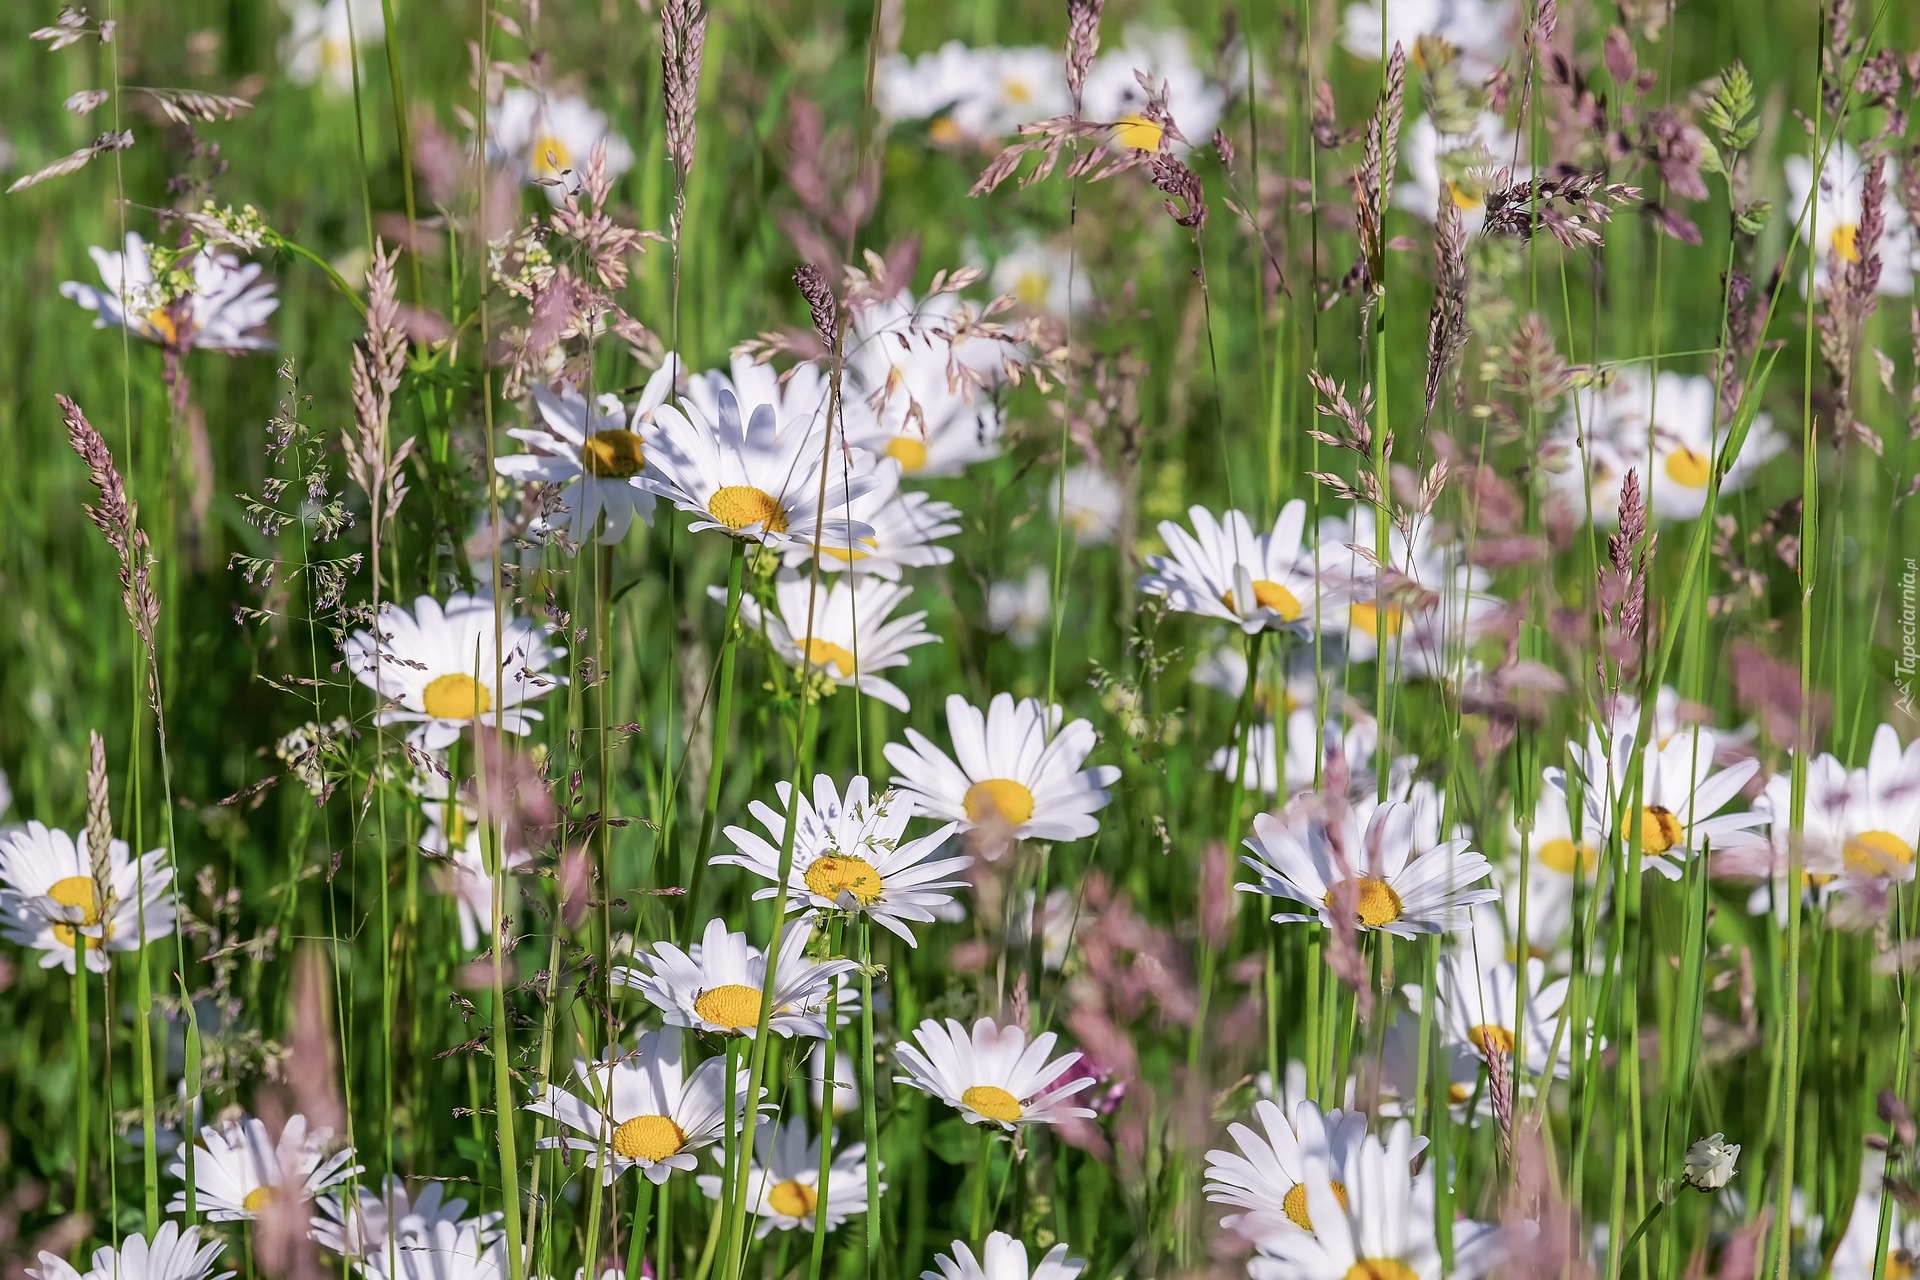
(1140, 502, 1325, 634)
(527, 1026, 751, 1185)
(28, 1222, 231, 1280)
(1240, 797, 1499, 939)
(885, 693, 1121, 847)
(894, 1016, 1098, 1130)
(721, 571, 937, 712)
(716, 774, 969, 945)
(694, 1114, 877, 1237)
(613, 915, 859, 1040)
(0, 820, 175, 975)
(922, 1233, 1085, 1280)
(342, 593, 565, 750)
(62, 232, 278, 353)
(166, 1112, 362, 1223)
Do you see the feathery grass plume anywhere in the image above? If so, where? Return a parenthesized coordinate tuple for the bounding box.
(1598, 467, 1652, 693)
(6, 129, 133, 192)
(1348, 43, 1407, 307)
(85, 731, 115, 919)
(1730, 639, 1831, 752)
(30, 6, 116, 49)
(1481, 172, 1641, 247)
(1424, 194, 1469, 421)
(661, 0, 708, 232)
(1147, 153, 1206, 229)
(1065, 0, 1104, 111)
(1815, 153, 1888, 453)
(344, 240, 412, 534)
(60, 395, 160, 658)
(794, 263, 838, 347)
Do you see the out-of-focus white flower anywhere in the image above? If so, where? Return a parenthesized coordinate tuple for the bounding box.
(1396, 113, 1521, 231)
(988, 567, 1052, 649)
(62, 232, 278, 353)
(922, 1233, 1085, 1280)
(841, 291, 1016, 478)
(990, 233, 1089, 318)
(488, 88, 635, 200)
(1052, 465, 1124, 546)
(1314, 505, 1503, 679)
(1785, 141, 1916, 296)
(1341, 0, 1515, 73)
(877, 44, 1069, 144)
(1083, 27, 1226, 153)
(279, 0, 383, 93)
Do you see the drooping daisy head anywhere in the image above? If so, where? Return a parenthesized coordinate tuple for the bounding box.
(1396, 113, 1520, 231)
(0, 820, 175, 974)
(922, 1233, 1086, 1280)
(721, 572, 938, 713)
(1204, 1098, 1376, 1246)
(62, 232, 278, 353)
(640, 384, 878, 548)
(780, 460, 963, 580)
(528, 1026, 752, 1185)
(166, 1113, 362, 1224)
(884, 693, 1122, 850)
(1241, 797, 1499, 939)
(717, 774, 968, 946)
(1785, 140, 1916, 297)
(1403, 951, 1576, 1087)
(279, 0, 384, 93)
(1541, 368, 1786, 524)
(895, 1017, 1098, 1130)
(694, 1115, 878, 1237)
(613, 915, 859, 1040)
(1550, 720, 1767, 880)
(494, 371, 677, 545)
(1141, 503, 1325, 635)
(342, 593, 566, 751)
(488, 88, 635, 199)
(840, 292, 1016, 478)
(1245, 1120, 1510, 1280)
(28, 1222, 232, 1280)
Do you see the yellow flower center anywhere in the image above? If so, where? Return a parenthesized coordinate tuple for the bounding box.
(1345, 1261, 1420, 1280)
(581, 428, 645, 478)
(1468, 1023, 1516, 1057)
(708, 485, 789, 534)
(1663, 446, 1712, 489)
(49, 875, 102, 926)
(422, 673, 491, 721)
(1447, 1081, 1474, 1104)
(611, 1114, 687, 1163)
(1013, 271, 1051, 308)
(1281, 1180, 1350, 1231)
(928, 117, 964, 145)
(1639, 805, 1683, 855)
(804, 854, 884, 906)
(1832, 223, 1860, 264)
(822, 537, 880, 564)
(1447, 178, 1485, 211)
(1003, 79, 1034, 105)
(1845, 829, 1915, 874)
(1538, 838, 1599, 875)
(961, 1085, 1024, 1123)
(529, 133, 573, 179)
(885, 436, 930, 472)
(1889, 1251, 1915, 1280)
(242, 1186, 277, 1214)
(1222, 580, 1304, 622)
(802, 638, 859, 678)
(1324, 876, 1404, 928)
(320, 35, 351, 71)
(1113, 114, 1164, 151)
(963, 779, 1037, 828)
(146, 308, 180, 345)
(693, 983, 766, 1031)
(766, 1179, 818, 1218)
(1348, 601, 1404, 638)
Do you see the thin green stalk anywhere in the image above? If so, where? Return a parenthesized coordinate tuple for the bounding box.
(969, 1127, 993, 1245)
(681, 541, 746, 940)
(808, 917, 846, 1280)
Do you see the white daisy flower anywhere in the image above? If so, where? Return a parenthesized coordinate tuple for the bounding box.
(884, 693, 1122, 845)
(345, 1219, 510, 1280)
(1314, 505, 1503, 678)
(1240, 798, 1500, 938)
(1403, 952, 1575, 1085)
(279, 0, 384, 93)
(1083, 27, 1227, 153)
(1373, 1013, 1483, 1120)
(165, 1114, 362, 1223)
(1831, 1152, 1920, 1279)
(1245, 1120, 1509, 1280)
(1542, 368, 1786, 524)
(878, 44, 1021, 143)
(0, 821, 175, 975)
(782, 460, 963, 580)
(987, 566, 1052, 649)
(1209, 712, 1379, 798)
(1340, 0, 1514, 73)
(1204, 1099, 1376, 1244)
(717, 775, 968, 946)
(1140, 502, 1326, 634)
(314, 1177, 497, 1262)
(493, 361, 678, 545)
(894, 1016, 1098, 1130)
(1756, 724, 1920, 881)
(1549, 721, 1767, 880)
(613, 915, 859, 1040)
(1785, 140, 1916, 296)
(1005, 885, 1077, 972)
(62, 232, 278, 353)
(438, 828, 534, 953)
(342, 593, 566, 751)
(488, 88, 635, 199)
(1396, 114, 1520, 231)
(1485, 787, 1599, 963)
(841, 291, 1014, 478)
(639, 384, 878, 548)
(720, 572, 937, 713)
(922, 1233, 1085, 1280)
(27, 1222, 231, 1280)
(990, 232, 1090, 318)
(527, 1026, 752, 1185)
(682, 355, 833, 440)
(1051, 465, 1123, 547)
(694, 1115, 877, 1237)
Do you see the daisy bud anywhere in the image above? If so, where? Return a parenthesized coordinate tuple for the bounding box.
(1682, 1133, 1740, 1191)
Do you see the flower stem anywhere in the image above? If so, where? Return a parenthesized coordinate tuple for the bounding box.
(681, 540, 746, 942)
(969, 1126, 993, 1245)
(808, 916, 845, 1280)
